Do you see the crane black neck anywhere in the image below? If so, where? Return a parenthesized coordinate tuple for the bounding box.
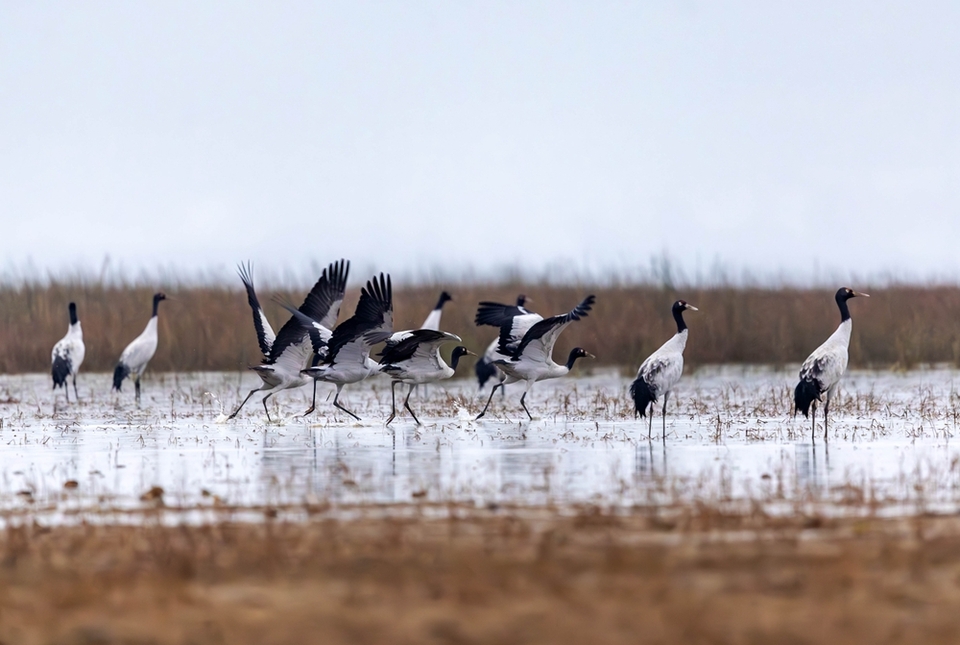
(434, 291, 452, 311)
(836, 293, 852, 323)
(450, 347, 468, 370)
(152, 295, 164, 317)
(565, 349, 585, 370)
(672, 306, 688, 334)
(68, 302, 78, 326)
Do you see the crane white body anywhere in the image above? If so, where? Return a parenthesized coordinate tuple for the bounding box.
(635, 330, 687, 400)
(798, 319, 851, 402)
(118, 317, 159, 378)
(51, 302, 85, 402)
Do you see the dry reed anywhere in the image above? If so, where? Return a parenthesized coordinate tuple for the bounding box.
(2, 281, 959, 374)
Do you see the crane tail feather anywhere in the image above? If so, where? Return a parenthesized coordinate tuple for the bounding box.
(112, 363, 130, 391)
(52, 356, 70, 388)
(794, 379, 821, 417)
(475, 357, 498, 389)
(629, 376, 656, 418)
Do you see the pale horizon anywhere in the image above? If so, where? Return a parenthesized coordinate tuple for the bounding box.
(3, 2, 959, 286)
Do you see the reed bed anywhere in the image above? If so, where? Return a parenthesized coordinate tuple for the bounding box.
(3, 281, 960, 374)
(3, 509, 960, 644)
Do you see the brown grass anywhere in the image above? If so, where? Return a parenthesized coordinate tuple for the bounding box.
(3, 508, 960, 644)
(3, 280, 960, 374)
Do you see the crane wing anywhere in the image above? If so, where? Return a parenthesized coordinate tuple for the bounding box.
(268, 260, 350, 364)
(638, 354, 683, 397)
(799, 350, 846, 392)
(379, 330, 460, 365)
(276, 302, 333, 357)
(301, 259, 350, 331)
(118, 333, 158, 371)
(508, 295, 595, 363)
(475, 301, 532, 327)
(238, 261, 276, 357)
(496, 313, 543, 357)
(325, 273, 393, 364)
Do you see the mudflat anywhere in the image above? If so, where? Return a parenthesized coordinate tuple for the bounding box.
(2, 507, 960, 645)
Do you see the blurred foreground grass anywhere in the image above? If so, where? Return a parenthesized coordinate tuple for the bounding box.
(2, 507, 960, 644)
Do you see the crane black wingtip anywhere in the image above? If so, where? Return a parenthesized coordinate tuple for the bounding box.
(574, 294, 596, 319)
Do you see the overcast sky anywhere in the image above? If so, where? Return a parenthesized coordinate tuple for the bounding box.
(1, 2, 958, 285)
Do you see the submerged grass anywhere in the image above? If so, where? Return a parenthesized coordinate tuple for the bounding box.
(3, 509, 960, 644)
(5, 281, 960, 374)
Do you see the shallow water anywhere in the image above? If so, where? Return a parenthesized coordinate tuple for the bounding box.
(2, 366, 960, 523)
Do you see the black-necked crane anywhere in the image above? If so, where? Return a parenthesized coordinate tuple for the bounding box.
(475, 295, 595, 421)
(378, 330, 474, 425)
(474, 294, 530, 389)
(630, 300, 698, 440)
(51, 302, 85, 403)
(794, 287, 869, 441)
(291, 273, 393, 421)
(113, 293, 166, 405)
(229, 260, 349, 421)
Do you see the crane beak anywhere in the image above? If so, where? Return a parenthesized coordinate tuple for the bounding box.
(585, 352, 596, 359)
(465, 349, 477, 357)
(854, 291, 870, 298)
(686, 304, 699, 311)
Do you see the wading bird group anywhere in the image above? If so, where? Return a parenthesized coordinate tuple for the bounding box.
(46, 258, 868, 441)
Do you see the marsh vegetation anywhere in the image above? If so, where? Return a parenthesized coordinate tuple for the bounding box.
(3, 281, 960, 373)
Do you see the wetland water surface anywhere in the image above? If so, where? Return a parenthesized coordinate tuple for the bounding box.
(1, 366, 960, 523)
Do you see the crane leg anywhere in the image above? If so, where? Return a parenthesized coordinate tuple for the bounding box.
(135, 377, 141, 406)
(73, 375, 79, 403)
(520, 392, 533, 421)
(262, 392, 275, 423)
(403, 385, 421, 426)
(824, 397, 830, 442)
(303, 380, 318, 417)
(229, 388, 260, 420)
(648, 403, 654, 440)
(811, 401, 817, 444)
(333, 386, 361, 421)
(476, 383, 502, 420)
(386, 381, 399, 425)
(662, 391, 670, 441)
